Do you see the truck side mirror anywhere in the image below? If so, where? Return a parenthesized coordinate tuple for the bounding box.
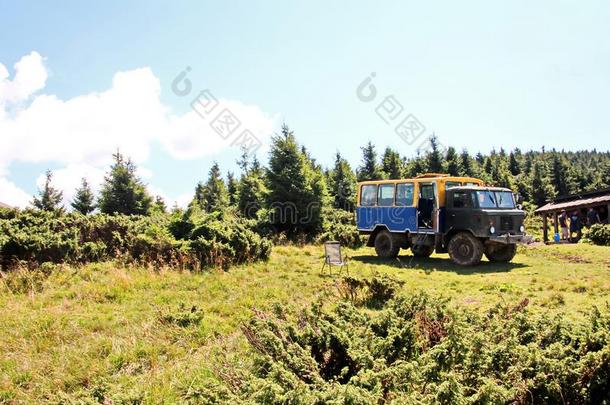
(515, 193, 523, 204)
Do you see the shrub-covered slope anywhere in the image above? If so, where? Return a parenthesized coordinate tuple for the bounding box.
(0, 208, 271, 270)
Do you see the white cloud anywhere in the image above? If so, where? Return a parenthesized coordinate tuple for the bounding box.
(0, 51, 47, 106)
(0, 177, 31, 208)
(0, 52, 278, 208)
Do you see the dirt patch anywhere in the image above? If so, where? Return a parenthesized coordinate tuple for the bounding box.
(558, 254, 592, 264)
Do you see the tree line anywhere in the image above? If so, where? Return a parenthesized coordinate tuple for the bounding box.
(33, 125, 610, 238)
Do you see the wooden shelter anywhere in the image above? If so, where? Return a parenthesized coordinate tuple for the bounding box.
(535, 188, 610, 242)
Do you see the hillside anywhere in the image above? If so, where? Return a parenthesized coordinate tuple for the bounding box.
(1, 244, 609, 402)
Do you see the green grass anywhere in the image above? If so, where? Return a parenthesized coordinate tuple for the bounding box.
(1, 243, 609, 402)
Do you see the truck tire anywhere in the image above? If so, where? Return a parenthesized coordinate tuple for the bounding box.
(374, 230, 400, 258)
(448, 232, 484, 266)
(485, 244, 517, 262)
(411, 244, 434, 258)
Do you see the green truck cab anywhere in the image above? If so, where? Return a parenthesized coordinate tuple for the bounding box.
(442, 186, 526, 265)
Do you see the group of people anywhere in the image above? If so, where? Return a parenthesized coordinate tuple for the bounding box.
(558, 206, 604, 241)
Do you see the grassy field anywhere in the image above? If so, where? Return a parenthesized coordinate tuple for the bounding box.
(1, 243, 609, 403)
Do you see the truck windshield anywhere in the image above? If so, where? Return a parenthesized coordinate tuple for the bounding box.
(475, 191, 515, 209)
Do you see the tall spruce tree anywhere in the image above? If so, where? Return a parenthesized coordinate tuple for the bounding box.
(227, 171, 238, 206)
(33, 170, 64, 212)
(459, 149, 474, 177)
(329, 152, 357, 211)
(603, 162, 610, 188)
(194, 162, 229, 212)
(531, 159, 556, 206)
(266, 125, 328, 235)
(424, 135, 445, 173)
(153, 196, 167, 213)
(445, 147, 460, 176)
(238, 172, 267, 219)
(98, 152, 153, 215)
(550, 152, 576, 197)
(71, 178, 96, 214)
(406, 155, 427, 177)
(357, 141, 384, 181)
(381, 148, 403, 179)
(509, 150, 521, 175)
(475, 152, 485, 166)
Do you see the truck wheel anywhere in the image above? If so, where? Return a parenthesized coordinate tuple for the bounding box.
(412, 244, 434, 258)
(374, 230, 400, 258)
(448, 232, 483, 266)
(485, 244, 517, 262)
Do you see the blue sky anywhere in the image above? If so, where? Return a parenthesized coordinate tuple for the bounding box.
(1, 1, 609, 207)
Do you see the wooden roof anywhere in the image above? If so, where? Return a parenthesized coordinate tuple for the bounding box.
(535, 189, 610, 214)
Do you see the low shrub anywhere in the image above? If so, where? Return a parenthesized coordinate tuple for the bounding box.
(0, 209, 271, 271)
(208, 285, 610, 404)
(319, 209, 364, 248)
(158, 303, 205, 327)
(582, 223, 610, 246)
(336, 274, 404, 307)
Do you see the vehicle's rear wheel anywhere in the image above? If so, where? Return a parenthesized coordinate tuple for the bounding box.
(374, 230, 400, 258)
(448, 232, 484, 266)
(485, 244, 517, 262)
(411, 244, 434, 258)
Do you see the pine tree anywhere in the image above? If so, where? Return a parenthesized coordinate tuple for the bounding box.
(153, 196, 167, 213)
(266, 125, 328, 235)
(531, 159, 556, 206)
(459, 150, 474, 177)
(475, 152, 485, 166)
(237, 147, 250, 174)
(603, 162, 610, 188)
(98, 152, 153, 215)
(509, 151, 521, 175)
(194, 162, 229, 212)
(32, 170, 64, 212)
(550, 152, 577, 197)
(227, 171, 238, 206)
(445, 147, 460, 176)
(406, 155, 427, 177)
(357, 141, 384, 181)
(329, 152, 357, 211)
(425, 135, 445, 173)
(71, 178, 96, 214)
(238, 172, 267, 219)
(381, 148, 403, 179)
(236, 150, 267, 219)
(483, 157, 494, 175)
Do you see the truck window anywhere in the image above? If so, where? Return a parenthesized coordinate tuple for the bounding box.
(395, 183, 414, 206)
(378, 184, 395, 206)
(474, 191, 516, 208)
(445, 181, 462, 189)
(360, 184, 377, 206)
(494, 191, 515, 208)
(475, 191, 497, 208)
(452, 191, 474, 208)
(420, 184, 435, 199)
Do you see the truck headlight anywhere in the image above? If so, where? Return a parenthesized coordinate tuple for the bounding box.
(490, 226, 496, 234)
(520, 225, 525, 232)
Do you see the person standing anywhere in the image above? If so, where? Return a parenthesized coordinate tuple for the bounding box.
(587, 207, 600, 226)
(559, 210, 569, 240)
(569, 210, 582, 242)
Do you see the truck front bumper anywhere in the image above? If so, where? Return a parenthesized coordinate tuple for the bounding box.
(488, 234, 525, 244)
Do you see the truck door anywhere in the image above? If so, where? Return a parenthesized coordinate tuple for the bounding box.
(417, 182, 437, 230)
(446, 190, 475, 231)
